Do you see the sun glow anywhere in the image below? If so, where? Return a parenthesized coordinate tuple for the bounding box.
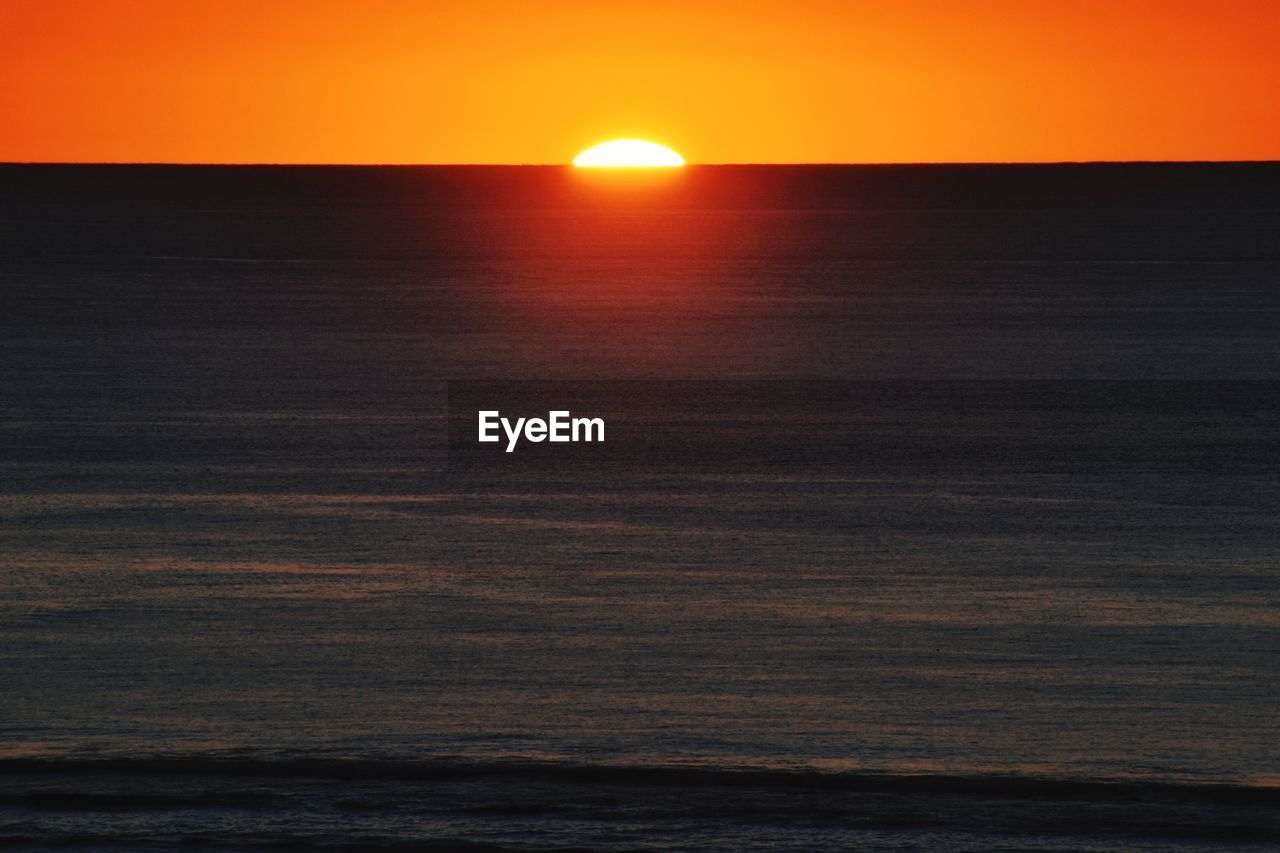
(573, 139, 685, 167)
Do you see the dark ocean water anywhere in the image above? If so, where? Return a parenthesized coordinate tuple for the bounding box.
(1, 164, 1279, 850)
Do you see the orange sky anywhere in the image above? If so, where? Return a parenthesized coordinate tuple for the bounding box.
(5, 0, 1277, 164)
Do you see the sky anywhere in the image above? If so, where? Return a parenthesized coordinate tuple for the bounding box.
(4, 0, 1278, 164)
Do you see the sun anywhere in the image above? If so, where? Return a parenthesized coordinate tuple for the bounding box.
(573, 139, 685, 167)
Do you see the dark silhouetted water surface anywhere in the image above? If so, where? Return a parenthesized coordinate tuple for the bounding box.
(2, 164, 1279, 850)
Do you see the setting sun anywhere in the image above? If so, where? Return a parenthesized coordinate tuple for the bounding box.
(573, 140, 685, 168)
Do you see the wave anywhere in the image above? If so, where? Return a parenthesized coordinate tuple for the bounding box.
(3, 756, 1277, 807)
(3, 758, 1278, 850)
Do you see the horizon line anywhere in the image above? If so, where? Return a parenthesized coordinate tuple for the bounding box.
(2, 159, 1278, 168)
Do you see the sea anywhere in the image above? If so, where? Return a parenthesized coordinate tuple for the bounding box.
(1, 163, 1278, 850)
